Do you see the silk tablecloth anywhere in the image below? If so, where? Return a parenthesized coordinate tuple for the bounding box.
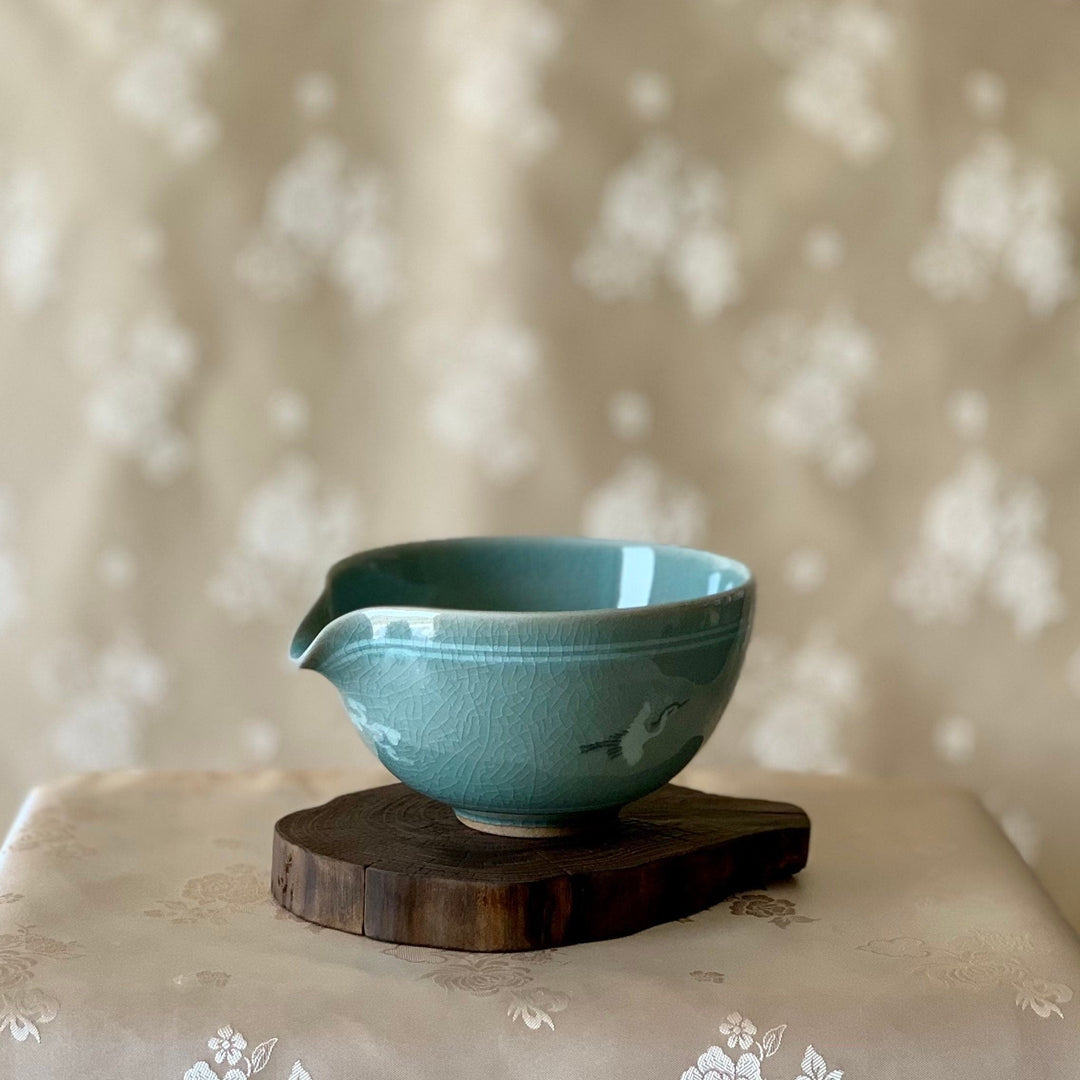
(0, 767, 1077, 1077)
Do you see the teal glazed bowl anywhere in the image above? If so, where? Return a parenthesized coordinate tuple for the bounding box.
(290, 537, 754, 837)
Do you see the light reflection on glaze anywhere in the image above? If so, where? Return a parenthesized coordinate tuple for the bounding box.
(616, 544, 655, 609)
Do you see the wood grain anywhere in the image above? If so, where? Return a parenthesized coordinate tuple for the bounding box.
(271, 783, 810, 951)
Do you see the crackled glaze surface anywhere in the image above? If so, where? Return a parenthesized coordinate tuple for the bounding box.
(291, 538, 754, 827)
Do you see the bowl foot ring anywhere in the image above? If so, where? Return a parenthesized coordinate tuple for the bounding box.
(271, 783, 810, 952)
(452, 806, 618, 838)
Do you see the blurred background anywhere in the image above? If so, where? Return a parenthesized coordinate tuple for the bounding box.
(2, 0, 1080, 925)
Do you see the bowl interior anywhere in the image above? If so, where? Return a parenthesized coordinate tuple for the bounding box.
(326, 537, 750, 615)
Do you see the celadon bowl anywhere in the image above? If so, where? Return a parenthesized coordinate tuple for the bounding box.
(290, 537, 754, 836)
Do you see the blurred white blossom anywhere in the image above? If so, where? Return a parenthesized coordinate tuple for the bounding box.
(784, 548, 827, 593)
(934, 715, 976, 765)
(431, 0, 561, 158)
(112, 0, 222, 159)
(964, 70, 1006, 121)
(742, 306, 877, 484)
(913, 135, 1075, 315)
(894, 451, 1064, 638)
(267, 389, 311, 441)
(37, 633, 168, 770)
(209, 456, 360, 621)
(0, 490, 23, 633)
(238, 136, 401, 313)
(760, 0, 896, 161)
(582, 456, 706, 546)
(803, 225, 845, 270)
(627, 71, 672, 121)
(410, 318, 542, 484)
(294, 72, 337, 119)
(735, 626, 862, 775)
(947, 389, 989, 441)
(607, 390, 653, 443)
(69, 311, 198, 483)
(576, 136, 740, 320)
(0, 164, 60, 310)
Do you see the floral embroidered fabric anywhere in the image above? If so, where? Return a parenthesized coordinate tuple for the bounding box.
(0, 768, 1076, 1076)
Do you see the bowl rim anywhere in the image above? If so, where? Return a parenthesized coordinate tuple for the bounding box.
(318, 535, 755, 622)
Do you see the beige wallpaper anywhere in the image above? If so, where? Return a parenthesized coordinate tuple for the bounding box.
(1, 0, 1080, 923)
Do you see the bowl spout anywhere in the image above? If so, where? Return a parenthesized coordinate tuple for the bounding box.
(289, 586, 398, 685)
(290, 589, 330, 669)
(290, 588, 352, 674)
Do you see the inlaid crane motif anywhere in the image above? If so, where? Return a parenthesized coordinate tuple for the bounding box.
(579, 698, 689, 765)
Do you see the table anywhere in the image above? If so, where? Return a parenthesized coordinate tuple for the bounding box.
(0, 767, 1077, 1078)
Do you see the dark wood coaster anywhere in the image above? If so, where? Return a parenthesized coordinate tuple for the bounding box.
(271, 783, 810, 952)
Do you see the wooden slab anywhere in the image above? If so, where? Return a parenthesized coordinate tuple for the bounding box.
(271, 783, 810, 952)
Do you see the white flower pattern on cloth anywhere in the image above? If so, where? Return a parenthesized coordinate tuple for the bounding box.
(209, 1025, 247, 1067)
(728, 893, 817, 929)
(1015, 978, 1074, 1019)
(68, 310, 199, 483)
(146, 862, 269, 925)
(506, 987, 570, 1031)
(0, 926, 82, 1045)
(794, 1048, 844, 1080)
(858, 932, 1073, 1019)
(733, 627, 861, 775)
(719, 1012, 757, 1051)
(383, 944, 570, 1032)
(208, 455, 359, 622)
(4, 803, 97, 861)
(0, 988, 58, 1047)
(148, 861, 323, 933)
(576, 136, 741, 319)
(759, 0, 895, 162)
(174, 970, 231, 990)
(582, 456, 707, 547)
(893, 450, 1064, 638)
(184, 1023, 312, 1080)
(741, 306, 877, 484)
(409, 318, 542, 484)
(111, 0, 222, 160)
(912, 134, 1075, 315)
(681, 1012, 843, 1080)
(0, 162, 60, 310)
(429, 0, 561, 159)
(3, 767, 1079, 1070)
(34, 633, 168, 771)
(237, 136, 401, 312)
